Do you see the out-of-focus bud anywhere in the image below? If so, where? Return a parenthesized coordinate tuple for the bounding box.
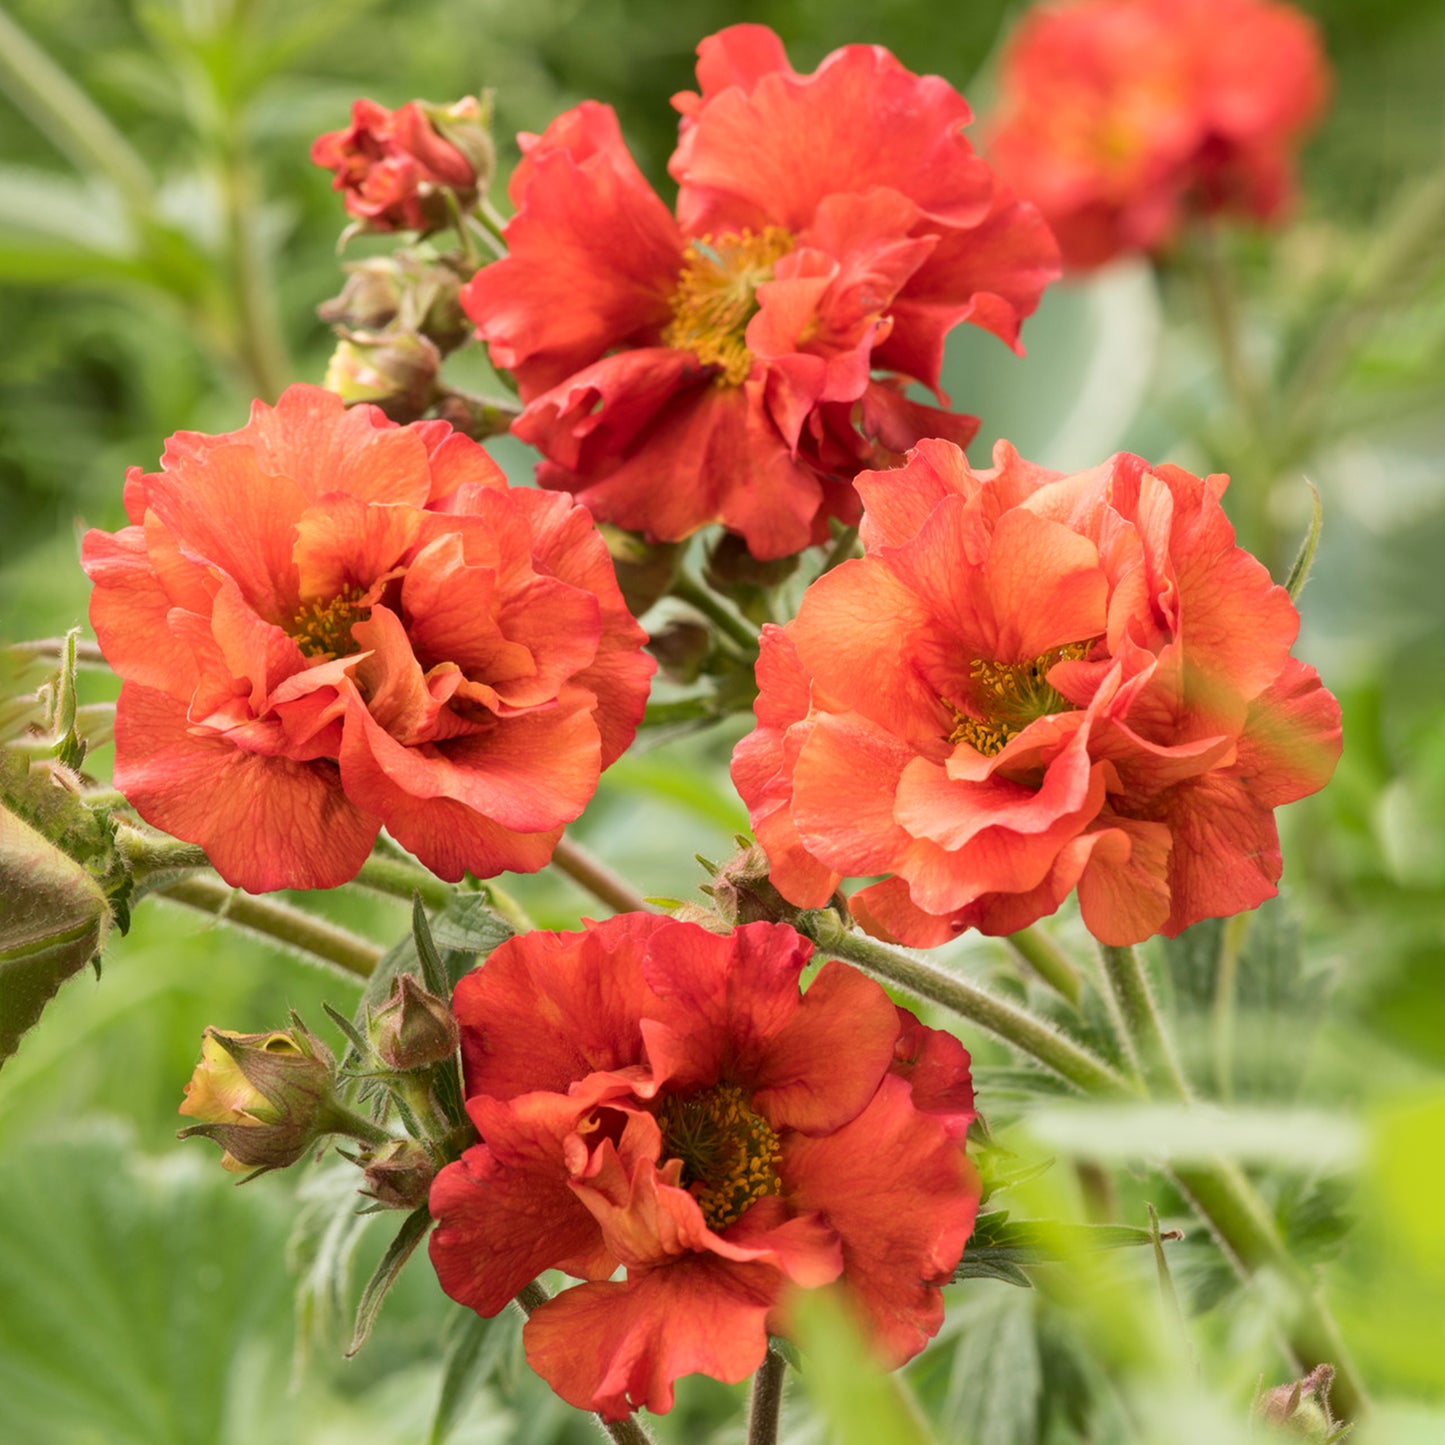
(1257, 1364, 1338, 1440)
(324, 329, 441, 422)
(420, 94, 496, 200)
(362, 1137, 437, 1210)
(178, 1024, 338, 1174)
(0, 795, 109, 1067)
(704, 531, 799, 623)
(369, 973, 459, 1072)
(710, 842, 799, 927)
(318, 253, 471, 356)
(647, 618, 712, 685)
(597, 525, 682, 618)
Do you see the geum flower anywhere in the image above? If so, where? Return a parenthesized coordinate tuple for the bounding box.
(731, 439, 1341, 946)
(312, 96, 492, 233)
(428, 915, 977, 1419)
(462, 23, 1059, 560)
(82, 385, 653, 892)
(986, 0, 1330, 269)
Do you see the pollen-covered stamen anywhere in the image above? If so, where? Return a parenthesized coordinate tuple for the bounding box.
(662, 227, 794, 387)
(289, 586, 370, 661)
(947, 639, 1095, 755)
(656, 1081, 783, 1231)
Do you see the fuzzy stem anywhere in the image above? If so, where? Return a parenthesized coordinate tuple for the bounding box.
(1099, 943, 1187, 1097)
(670, 572, 761, 655)
(355, 853, 452, 912)
(156, 877, 382, 980)
(511, 1280, 658, 1444)
(8, 637, 108, 669)
(747, 1347, 788, 1445)
(799, 913, 1133, 1097)
(552, 835, 658, 915)
(1006, 925, 1082, 1006)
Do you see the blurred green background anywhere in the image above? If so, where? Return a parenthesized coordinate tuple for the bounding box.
(2, 0, 1444, 1441)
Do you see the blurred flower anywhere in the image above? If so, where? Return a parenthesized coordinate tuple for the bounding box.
(312, 96, 493, 233)
(986, 0, 1330, 269)
(82, 385, 653, 891)
(177, 1024, 337, 1174)
(731, 439, 1342, 945)
(462, 23, 1058, 560)
(428, 914, 977, 1418)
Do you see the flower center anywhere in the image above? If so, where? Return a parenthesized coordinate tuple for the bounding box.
(662, 227, 793, 387)
(289, 587, 370, 660)
(948, 640, 1094, 755)
(656, 1081, 783, 1231)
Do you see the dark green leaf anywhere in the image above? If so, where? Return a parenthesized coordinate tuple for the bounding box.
(411, 895, 449, 997)
(424, 895, 514, 956)
(346, 1202, 431, 1356)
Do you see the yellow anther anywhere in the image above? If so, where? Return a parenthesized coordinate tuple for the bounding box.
(289, 586, 369, 661)
(656, 1081, 784, 1231)
(946, 639, 1094, 755)
(662, 227, 793, 386)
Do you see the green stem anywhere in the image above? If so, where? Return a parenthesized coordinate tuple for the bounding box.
(511, 1280, 658, 1444)
(0, 5, 154, 212)
(327, 1101, 394, 1149)
(800, 913, 1133, 1097)
(115, 830, 211, 888)
(355, 853, 452, 912)
(1099, 943, 1187, 1097)
(670, 572, 761, 656)
(156, 876, 381, 980)
(748, 1347, 788, 1445)
(477, 880, 536, 935)
(8, 637, 108, 669)
(1007, 925, 1082, 1006)
(1211, 912, 1250, 1102)
(818, 526, 860, 575)
(552, 835, 658, 915)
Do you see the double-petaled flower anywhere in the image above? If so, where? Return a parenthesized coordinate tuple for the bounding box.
(986, 0, 1330, 269)
(732, 439, 1342, 945)
(429, 914, 978, 1418)
(82, 385, 653, 891)
(462, 23, 1059, 560)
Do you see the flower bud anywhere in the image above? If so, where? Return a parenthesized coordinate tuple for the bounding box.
(710, 843, 799, 927)
(318, 253, 471, 355)
(369, 973, 459, 1072)
(421, 95, 496, 199)
(1257, 1365, 1338, 1440)
(362, 1137, 436, 1210)
(178, 1024, 338, 1174)
(647, 618, 712, 685)
(597, 525, 682, 618)
(704, 531, 799, 623)
(323, 329, 440, 422)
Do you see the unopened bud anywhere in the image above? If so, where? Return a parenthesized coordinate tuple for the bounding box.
(1257, 1364, 1337, 1440)
(422, 94, 496, 198)
(178, 1024, 337, 1174)
(597, 526, 682, 618)
(711, 843, 798, 926)
(319, 253, 470, 355)
(704, 531, 799, 622)
(647, 619, 712, 684)
(362, 1138, 436, 1209)
(324, 330, 440, 422)
(369, 973, 459, 1072)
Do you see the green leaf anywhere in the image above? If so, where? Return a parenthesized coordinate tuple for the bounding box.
(347, 1202, 432, 1356)
(944, 1288, 1042, 1445)
(424, 895, 515, 957)
(955, 1217, 1170, 1286)
(428, 1307, 522, 1445)
(1285, 480, 1324, 601)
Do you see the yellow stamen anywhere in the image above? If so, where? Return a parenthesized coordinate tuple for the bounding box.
(947, 640, 1094, 755)
(289, 586, 369, 660)
(656, 1081, 783, 1231)
(662, 227, 794, 386)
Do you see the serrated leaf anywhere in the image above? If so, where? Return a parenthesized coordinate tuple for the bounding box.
(944, 1287, 1042, 1445)
(429, 1307, 522, 1445)
(424, 895, 515, 956)
(954, 1256, 1035, 1288)
(347, 1202, 431, 1356)
(411, 896, 449, 997)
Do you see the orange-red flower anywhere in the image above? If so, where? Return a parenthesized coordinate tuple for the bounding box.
(312, 97, 489, 232)
(461, 24, 1059, 560)
(82, 385, 653, 891)
(731, 439, 1341, 946)
(428, 915, 977, 1419)
(986, 0, 1330, 269)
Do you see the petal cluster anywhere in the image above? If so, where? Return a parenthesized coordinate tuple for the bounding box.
(732, 439, 1342, 946)
(461, 23, 1059, 560)
(428, 915, 977, 1419)
(82, 385, 653, 891)
(986, 0, 1330, 269)
(312, 97, 487, 232)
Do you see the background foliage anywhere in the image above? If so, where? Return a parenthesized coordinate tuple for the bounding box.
(2, 0, 1444, 1441)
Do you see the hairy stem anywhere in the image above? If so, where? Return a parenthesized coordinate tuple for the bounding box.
(800, 913, 1133, 1097)
(1007, 925, 1082, 1006)
(670, 572, 761, 656)
(747, 1347, 788, 1445)
(156, 877, 381, 980)
(355, 853, 452, 912)
(552, 835, 658, 915)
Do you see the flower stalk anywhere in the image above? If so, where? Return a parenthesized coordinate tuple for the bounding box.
(747, 1347, 788, 1445)
(551, 834, 659, 915)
